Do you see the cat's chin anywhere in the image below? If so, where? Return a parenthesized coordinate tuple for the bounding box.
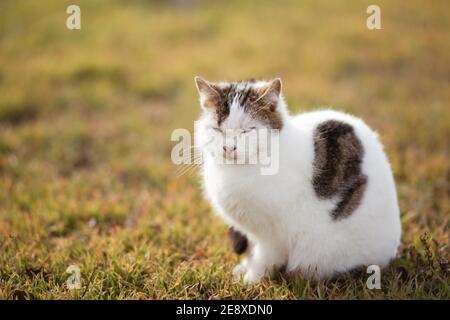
(209, 156, 253, 165)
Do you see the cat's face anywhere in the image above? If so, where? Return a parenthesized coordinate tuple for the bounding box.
(194, 77, 283, 163)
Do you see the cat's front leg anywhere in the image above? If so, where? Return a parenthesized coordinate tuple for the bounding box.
(232, 256, 249, 277)
(242, 242, 286, 284)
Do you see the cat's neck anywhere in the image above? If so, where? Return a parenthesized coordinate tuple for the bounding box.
(275, 96, 290, 124)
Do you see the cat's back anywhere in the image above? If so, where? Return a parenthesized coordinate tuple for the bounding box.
(291, 109, 387, 172)
(288, 109, 401, 273)
(291, 109, 376, 139)
(290, 109, 399, 223)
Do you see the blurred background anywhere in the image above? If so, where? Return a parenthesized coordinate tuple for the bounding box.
(0, 0, 448, 299)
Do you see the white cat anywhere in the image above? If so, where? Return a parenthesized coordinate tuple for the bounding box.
(194, 77, 401, 284)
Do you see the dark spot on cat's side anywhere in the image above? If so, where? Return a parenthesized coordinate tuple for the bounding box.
(331, 174, 367, 219)
(312, 120, 367, 220)
(229, 227, 248, 255)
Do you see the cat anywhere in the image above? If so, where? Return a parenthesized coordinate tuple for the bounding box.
(194, 76, 401, 283)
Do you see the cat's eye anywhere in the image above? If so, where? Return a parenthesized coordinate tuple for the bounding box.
(242, 127, 257, 133)
(212, 127, 222, 133)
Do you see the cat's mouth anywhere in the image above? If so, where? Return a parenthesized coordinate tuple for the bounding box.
(222, 151, 238, 161)
(219, 148, 262, 164)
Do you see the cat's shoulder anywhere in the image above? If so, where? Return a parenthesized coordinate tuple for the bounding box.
(292, 109, 364, 129)
(291, 109, 378, 140)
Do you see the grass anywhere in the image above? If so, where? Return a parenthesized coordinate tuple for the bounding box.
(0, 0, 449, 299)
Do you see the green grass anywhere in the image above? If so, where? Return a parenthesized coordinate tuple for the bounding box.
(0, 0, 449, 299)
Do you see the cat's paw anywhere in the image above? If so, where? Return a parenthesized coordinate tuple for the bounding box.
(233, 262, 264, 284)
(232, 262, 247, 278)
(243, 270, 263, 284)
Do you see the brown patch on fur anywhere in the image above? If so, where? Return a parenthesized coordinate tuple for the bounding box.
(229, 227, 248, 255)
(215, 84, 235, 125)
(312, 120, 367, 220)
(245, 83, 283, 130)
(331, 175, 368, 219)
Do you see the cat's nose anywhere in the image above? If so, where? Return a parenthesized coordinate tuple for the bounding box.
(223, 146, 237, 153)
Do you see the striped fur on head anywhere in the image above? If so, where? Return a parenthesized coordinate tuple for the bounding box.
(194, 77, 283, 130)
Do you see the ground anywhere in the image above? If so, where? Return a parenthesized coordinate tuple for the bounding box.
(0, 0, 448, 299)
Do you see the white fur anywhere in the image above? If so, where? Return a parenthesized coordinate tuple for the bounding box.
(195, 83, 401, 283)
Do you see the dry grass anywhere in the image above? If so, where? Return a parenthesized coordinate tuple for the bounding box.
(0, 0, 448, 299)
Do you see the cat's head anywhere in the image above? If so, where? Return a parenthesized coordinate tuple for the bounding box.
(194, 77, 285, 163)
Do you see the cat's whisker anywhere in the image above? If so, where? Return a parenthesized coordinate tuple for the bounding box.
(172, 146, 204, 176)
(173, 153, 204, 177)
(175, 163, 200, 178)
(173, 164, 194, 178)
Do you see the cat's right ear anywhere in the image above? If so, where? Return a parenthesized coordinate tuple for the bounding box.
(194, 76, 220, 109)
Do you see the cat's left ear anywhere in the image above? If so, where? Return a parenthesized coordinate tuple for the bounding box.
(267, 78, 282, 97)
(256, 78, 282, 111)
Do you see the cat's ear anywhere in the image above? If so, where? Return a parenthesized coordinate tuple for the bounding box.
(194, 76, 220, 109)
(256, 78, 282, 111)
(267, 78, 282, 97)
